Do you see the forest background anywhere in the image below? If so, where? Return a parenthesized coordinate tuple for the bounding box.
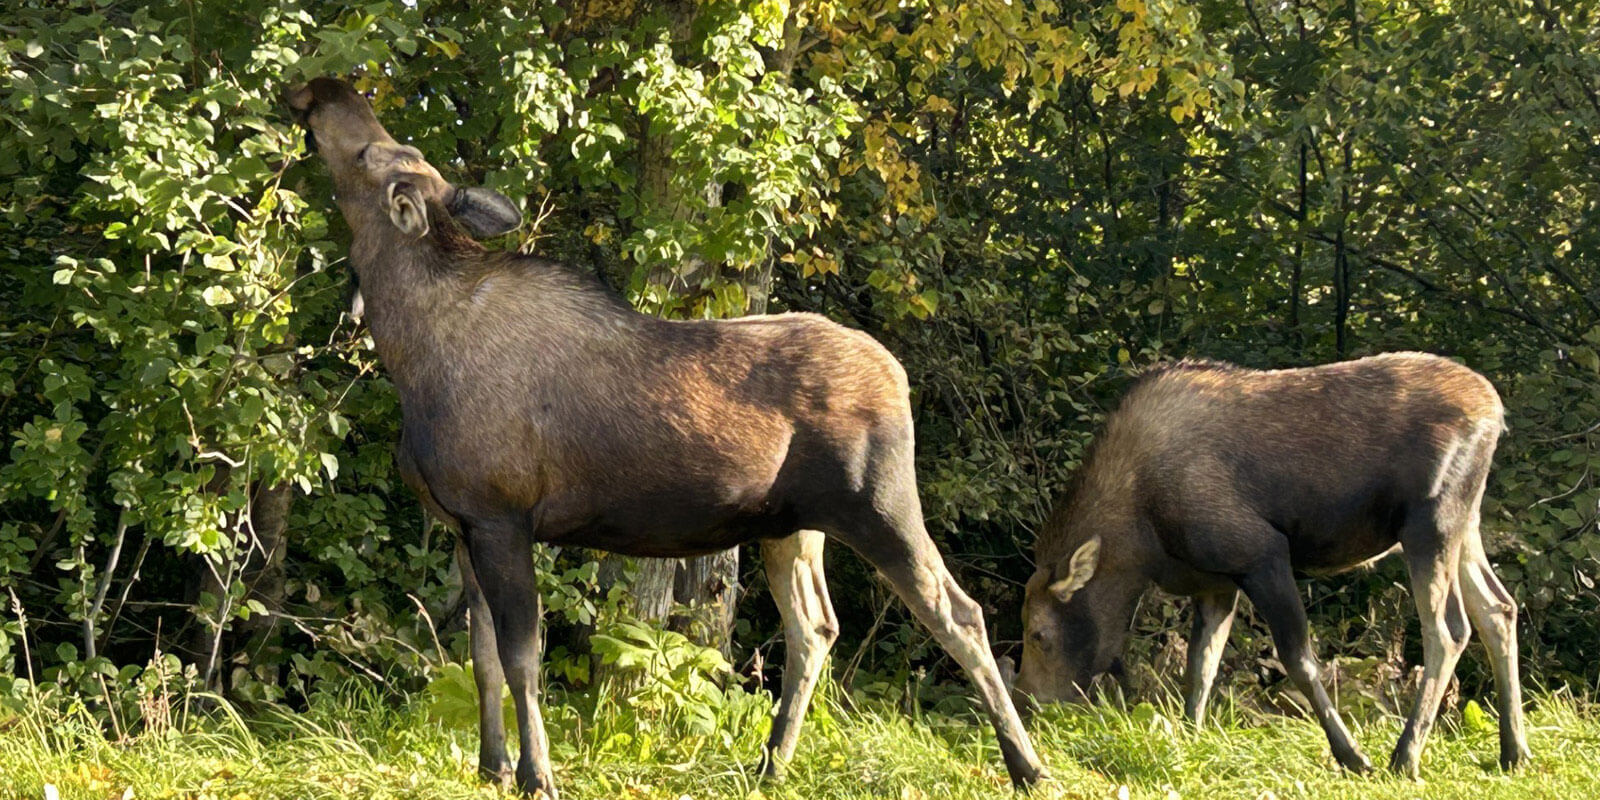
(2, 0, 1599, 769)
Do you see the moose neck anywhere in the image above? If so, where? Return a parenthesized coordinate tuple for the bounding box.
(1043, 478, 1137, 568)
(343, 206, 487, 389)
(340, 205, 650, 401)
(1041, 412, 1161, 568)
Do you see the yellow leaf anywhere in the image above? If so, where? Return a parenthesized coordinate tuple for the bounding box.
(430, 38, 462, 59)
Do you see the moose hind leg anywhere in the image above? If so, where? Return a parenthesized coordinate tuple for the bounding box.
(466, 523, 557, 799)
(1390, 515, 1471, 779)
(457, 537, 513, 786)
(758, 530, 840, 779)
(1459, 538, 1530, 769)
(1185, 589, 1239, 727)
(1238, 558, 1372, 773)
(841, 509, 1045, 787)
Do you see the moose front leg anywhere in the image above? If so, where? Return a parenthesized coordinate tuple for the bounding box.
(467, 522, 557, 799)
(456, 537, 514, 786)
(1238, 558, 1373, 774)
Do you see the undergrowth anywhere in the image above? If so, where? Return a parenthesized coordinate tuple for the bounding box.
(2, 668, 1597, 800)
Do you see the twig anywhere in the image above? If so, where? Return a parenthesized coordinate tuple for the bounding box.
(1532, 466, 1591, 508)
(83, 509, 130, 661)
(1532, 416, 1600, 444)
(839, 590, 893, 694)
(200, 550, 240, 690)
(96, 670, 124, 742)
(100, 533, 153, 655)
(409, 593, 448, 666)
(7, 588, 33, 685)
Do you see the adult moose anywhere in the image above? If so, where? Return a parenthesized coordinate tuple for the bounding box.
(287, 78, 1044, 798)
(1009, 353, 1530, 778)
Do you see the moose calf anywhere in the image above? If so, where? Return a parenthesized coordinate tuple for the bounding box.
(288, 77, 1043, 798)
(1011, 353, 1529, 777)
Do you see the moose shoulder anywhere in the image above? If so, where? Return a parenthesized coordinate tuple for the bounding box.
(1012, 353, 1530, 777)
(287, 77, 1044, 798)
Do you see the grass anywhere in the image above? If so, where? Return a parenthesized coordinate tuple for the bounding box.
(2, 680, 1598, 800)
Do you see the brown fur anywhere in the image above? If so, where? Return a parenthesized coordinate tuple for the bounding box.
(1015, 353, 1529, 776)
(290, 78, 1044, 797)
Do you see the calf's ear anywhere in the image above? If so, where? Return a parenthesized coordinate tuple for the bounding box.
(385, 179, 429, 237)
(1049, 537, 1101, 603)
(447, 186, 522, 238)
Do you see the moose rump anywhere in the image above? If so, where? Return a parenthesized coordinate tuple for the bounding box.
(1012, 352, 1530, 777)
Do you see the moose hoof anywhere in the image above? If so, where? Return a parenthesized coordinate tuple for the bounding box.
(1012, 766, 1049, 792)
(514, 764, 557, 800)
(1339, 751, 1374, 776)
(1385, 752, 1419, 780)
(754, 753, 786, 782)
(1499, 744, 1530, 771)
(478, 758, 514, 789)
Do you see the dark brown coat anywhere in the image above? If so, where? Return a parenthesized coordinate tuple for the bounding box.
(288, 77, 1043, 798)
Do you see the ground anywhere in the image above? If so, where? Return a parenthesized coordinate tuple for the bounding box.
(1, 681, 1595, 800)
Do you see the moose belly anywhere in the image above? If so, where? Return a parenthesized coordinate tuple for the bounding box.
(539, 493, 801, 557)
(1279, 500, 1406, 573)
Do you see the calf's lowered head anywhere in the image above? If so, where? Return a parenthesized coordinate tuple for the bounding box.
(289, 77, 1046, 797)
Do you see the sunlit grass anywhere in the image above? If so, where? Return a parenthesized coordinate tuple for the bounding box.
(2, 680, 1596, 800)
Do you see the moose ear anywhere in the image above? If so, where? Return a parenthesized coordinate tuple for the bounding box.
(386, 180, 429, 237)
(1048, 537, 1101, 604)
(447, 186, 522, 238)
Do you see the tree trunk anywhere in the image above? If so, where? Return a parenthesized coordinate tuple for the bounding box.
(185, 477, 292, 692)
(236, 482, 291, 662)
(1290, 138, 1306, 344)
(590, 0, 800, 668)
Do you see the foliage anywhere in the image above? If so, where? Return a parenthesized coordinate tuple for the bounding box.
(1, 0, 1599, 753)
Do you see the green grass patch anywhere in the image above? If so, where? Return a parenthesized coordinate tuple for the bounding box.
(1, 682, 1596, 800)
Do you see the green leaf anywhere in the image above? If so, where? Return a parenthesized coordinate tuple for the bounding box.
(139, 358, 174, 386)
(201, 285, 235, 306)
(1462, 699, 1494, 734)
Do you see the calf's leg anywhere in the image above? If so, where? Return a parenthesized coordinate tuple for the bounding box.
(1390, 513, 1471, 778)
(466, 522, 557, 799)
(1184, 589, 1238, 726)
(456, 537, 513, 785)
(758, 530, 840, 778)
(1238, 558, 1372, 773)
(1458, 535, 1530, 770)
